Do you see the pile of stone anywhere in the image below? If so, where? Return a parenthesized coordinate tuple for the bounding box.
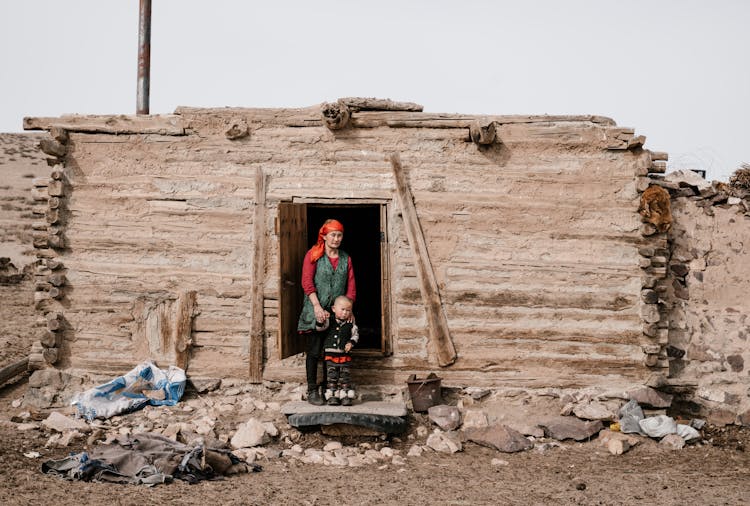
(8, 380, 709, 471)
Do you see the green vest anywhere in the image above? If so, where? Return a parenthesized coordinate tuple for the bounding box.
(297, 251, 349, 332)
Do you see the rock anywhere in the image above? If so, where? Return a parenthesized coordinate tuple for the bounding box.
(428, 405, 461, 431)
(664, 169, 711, 191)
(645, 373, 668, 389)
(425, 429, 462, 454)
(407, 445, 423, 457)
(491, 458, 509, 466)
(706, 408, 736, 426)
(28, 369, 63, 389)
(464, 424, 533, 453)
(676, 424, 701, 441)
(660, 433, 685, 449)
(416, 425, 429, 438)
(464, 387, 491, 400)
(194, 417, 216, 435)
(188, 378, 221, 393)
(231, 418, 270, 448)
(560, 402, 575, 416)
(42, 411, 91, 433)
(11, 399, 22, 408)
(690, 418, 706, 430)
(391, 455, 406, 466)
(323, 441, 343, 452)
(266, 402, 281, 412)
(363, 449, 383, 461)
(162, 423, 182, 440)
(535, 441, 562, 453)
(45, 434, 61, 447)
(639, 415, 677, 438)
(511, 423, 545, 439)
(301, 449, 325, 464)
(347, 454, 372, 467)
(627, 387, 673, 408)
(233, 448, 258, 463)
(462, 409, 489, 429)
(16, 423, 40, 431)
(325, 453, 349, 467)
(59, 429, 84, 447)
(607, 438, 630, 455)
(539, 416, 603, 441)
(598, 429, 642, 447)
(11, 411, 32, 423)
(380, 447, 394, 458)
(572, 401, 616, 421)
(262, 421, 279, 437)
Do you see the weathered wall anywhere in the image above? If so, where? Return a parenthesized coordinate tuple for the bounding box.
(22, 107, 660, 391)
(0, 133, 45, 367)
(666, 184, 750, 424)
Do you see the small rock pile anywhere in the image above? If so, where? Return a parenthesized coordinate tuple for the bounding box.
(8, 381, 709, 471)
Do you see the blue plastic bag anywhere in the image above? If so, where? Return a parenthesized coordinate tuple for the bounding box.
(72, 360, 186, 421)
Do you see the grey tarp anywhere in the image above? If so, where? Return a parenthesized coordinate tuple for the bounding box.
(42, 432, 260, 485)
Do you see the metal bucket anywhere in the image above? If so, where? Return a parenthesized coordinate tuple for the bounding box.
(406, 373, 442, 412)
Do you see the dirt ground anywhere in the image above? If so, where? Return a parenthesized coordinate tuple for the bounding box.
(0, 375, 748, 506)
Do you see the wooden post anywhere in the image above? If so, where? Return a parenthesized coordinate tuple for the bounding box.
(389, 153, 457, 367)
(173, 291, 197, 370)
(0, 358, 29, 385)
(249, 167, 267, 382)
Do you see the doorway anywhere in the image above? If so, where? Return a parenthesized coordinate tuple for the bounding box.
(278, 202, 390, 359)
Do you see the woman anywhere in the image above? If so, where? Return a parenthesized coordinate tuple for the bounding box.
(297, 219, 356, 405)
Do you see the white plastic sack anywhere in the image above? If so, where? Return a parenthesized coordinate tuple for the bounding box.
(71, 360, 186, 421)
(676, 423, 701, 441)
(638, 415, 678, 438)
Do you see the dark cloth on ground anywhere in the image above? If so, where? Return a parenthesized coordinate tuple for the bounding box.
(42, 432, 260, 485)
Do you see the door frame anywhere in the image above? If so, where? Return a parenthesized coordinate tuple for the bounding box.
(277, 198, 392, 359)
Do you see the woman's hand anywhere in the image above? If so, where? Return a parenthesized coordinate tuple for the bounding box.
(314, 305, 328, 323)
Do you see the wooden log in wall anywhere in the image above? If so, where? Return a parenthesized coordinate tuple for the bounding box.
(249, 167, 267, 383)
(0, 358, 29, 385)
(389, 153, 457, 367)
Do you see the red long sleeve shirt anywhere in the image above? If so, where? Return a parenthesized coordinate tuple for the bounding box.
(301, 250, 356, 303)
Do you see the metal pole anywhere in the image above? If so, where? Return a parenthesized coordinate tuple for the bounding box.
(136, 0, 152, 115)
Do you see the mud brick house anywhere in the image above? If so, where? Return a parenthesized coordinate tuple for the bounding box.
(22, 98, 675, 394)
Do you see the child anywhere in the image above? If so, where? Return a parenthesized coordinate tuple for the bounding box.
(315, 295, 358, 406)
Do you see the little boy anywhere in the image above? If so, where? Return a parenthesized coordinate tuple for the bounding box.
(315, 295, 358, 406)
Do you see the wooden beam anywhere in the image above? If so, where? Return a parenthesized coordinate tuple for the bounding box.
(389, 153, 457, 367)
(249, 167, 267, 382)
(23, 114, 186, 135)
(0, 358, 29, 386)
(338, 97, 424, 112)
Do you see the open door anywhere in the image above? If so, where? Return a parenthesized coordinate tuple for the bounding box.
(278, 202, 307, 359)
(278, 202, 390, 359)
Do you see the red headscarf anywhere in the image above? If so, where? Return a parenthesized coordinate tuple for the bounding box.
(309, 219, 344, 263)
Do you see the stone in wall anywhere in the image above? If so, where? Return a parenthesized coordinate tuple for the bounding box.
(665, 171, 750, 425)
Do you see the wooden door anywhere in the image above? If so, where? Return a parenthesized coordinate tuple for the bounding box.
(278, 202, 307, 359)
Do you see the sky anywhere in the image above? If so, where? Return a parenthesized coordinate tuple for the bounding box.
(1, 1, 748, 181)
